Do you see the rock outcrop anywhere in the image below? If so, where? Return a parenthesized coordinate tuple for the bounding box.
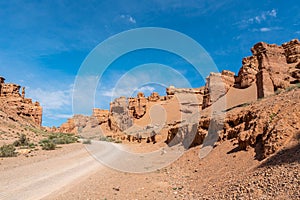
(235, 56, 259, 88)
(52, 114, 107, 138)
(167, 87, 300, 159)
(0, 76, 42, 126)
(202, 70, 235, 109)
(282, 39, 300, 63)
(92, 108, 109, 124)
(234, 39, 300, 98)
(148, 92, 160, 102)
(109, 97, 133, 132)
(128, 92, 147, 119)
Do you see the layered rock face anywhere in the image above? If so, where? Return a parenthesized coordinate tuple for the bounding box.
(92, 108, 109, 124)
(202, 70, 235, 109)
(52, 114, 106, 138)
(0, 76, 42, 126)
(109, 96, 133, 132)
(167, 88, 300, 159)
(235, 39, 300, 98)
(235, 56, 259, 88)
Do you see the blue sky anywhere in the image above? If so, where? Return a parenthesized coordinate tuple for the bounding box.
(0, 0, 299, 126)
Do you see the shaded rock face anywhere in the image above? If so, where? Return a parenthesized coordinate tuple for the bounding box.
(282, 39, 300, 63)
(109, 97, 133, 132)
(166, 88, 300, 159)
(53, 114, 105, 138)
(0, 76, 42, 126)
(235, 56, 259, 88)
(128, 92, 147, 119)
(227, 90, 300, 159)
(166, 123, 201, 149)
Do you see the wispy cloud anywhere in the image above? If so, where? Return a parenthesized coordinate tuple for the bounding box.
(249, 9, 277, 24)
(236, 9, 277, 29)
(120, 14, 136, 24)
(139, 86, 155, 93)
(27, 87, 71, 110)
(26, 86, 73, 124)
(252, 27, 282, 32)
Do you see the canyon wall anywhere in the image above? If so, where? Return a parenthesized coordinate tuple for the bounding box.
(0, 76, 42, 126)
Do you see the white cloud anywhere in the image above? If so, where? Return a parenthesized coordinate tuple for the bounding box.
(252, 9, 277, 24)
(138, 86, 155, 93)
(120, 14, 136, 24)
(268, 9, 277, 17)
(260, 27, 271, 32)
(128, 16, 136, 24)
(251, 27, 282, 32)
(237, 9, 277, 28)
(27, 88, 71, 110)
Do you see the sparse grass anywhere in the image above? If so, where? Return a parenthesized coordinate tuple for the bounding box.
(274, 89, 282, 95)
(24, 126, 48, 136)
(39, 133, 78, 150)
(99, 136, 115, 142)
(48, 133, 78, 144)
(0, 144, 17, 157)
(269, 112, 277, 122)
(40, 140, 56, 150)
(223, 102, 250, 112)
(99, 136, 122, 143)
(0, 131, 6, 135)
(286, 86, 295, 92)
(82, 139, 92, 144)
(13, 134, 29, 147)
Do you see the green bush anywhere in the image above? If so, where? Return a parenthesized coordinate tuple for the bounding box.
(49, 133, 78, 144)
(99, 136, 122, 143)
(40, 140, 56, 150)
(82, 139, 92, 144)
(13, 134, 29, 147)
(0, 144, 17, 157)
(99, 136, 114, 142)
(39, 133, 78, 150)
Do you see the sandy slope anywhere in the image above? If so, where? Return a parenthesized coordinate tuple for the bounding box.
(45, 140, 260, 200)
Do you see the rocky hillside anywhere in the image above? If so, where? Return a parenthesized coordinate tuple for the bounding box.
(0, 77, 42, 126)
(56, 39, 300, 159)
(0, 76, 43, 145)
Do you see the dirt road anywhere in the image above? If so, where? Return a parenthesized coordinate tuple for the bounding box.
(0, 144, 102, 200)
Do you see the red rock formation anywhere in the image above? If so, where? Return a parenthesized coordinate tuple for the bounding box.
(148, 92, 160, 102)
(128, 92, 147, 119)
(92, 108, 109, 124)
(109, 97, 133, 132)
(0, 76, 43, 126)
(282, 39, 300, 63)
(234, 39, 300, 98)
(235, 56, 259, 88)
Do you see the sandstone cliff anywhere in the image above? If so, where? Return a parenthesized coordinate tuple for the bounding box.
(0, 76, 42, 126)
(55, 39, 300, 159)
